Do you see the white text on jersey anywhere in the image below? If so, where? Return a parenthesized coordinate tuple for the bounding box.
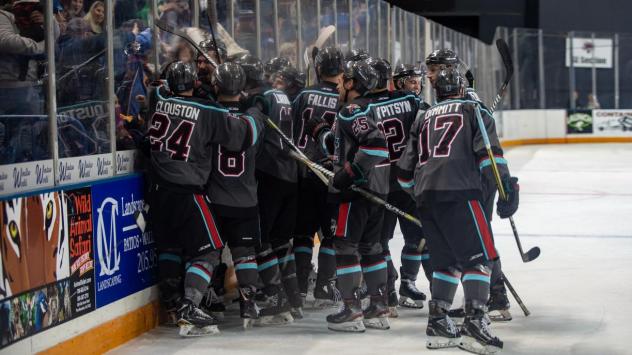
(307, 93, 338, 109)
(374, 100, 412, 120)
(425, 102, 462, 119)
(155, 100, 201, 121)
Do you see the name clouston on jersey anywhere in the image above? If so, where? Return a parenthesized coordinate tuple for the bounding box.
(307, 93, 338, 109)
(155, 100, 201, 120)
(374, 100, 413, 120)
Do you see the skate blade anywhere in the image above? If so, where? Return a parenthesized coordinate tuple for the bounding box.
(489, 309, 512, 322)
(458, 335, 502, 355)
(242, 318, 256, 330)
(388, 306, 399, 318)
(363, 316, 390, 330)
(256, 312, 294, 326)
(399, 296, 424, 309)
(327, 319, 366, 333)
(178, 323, 220, 337)
(426, 335, 461, 349)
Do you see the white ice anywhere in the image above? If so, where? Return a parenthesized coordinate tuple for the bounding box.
(109, 143, 632, 355)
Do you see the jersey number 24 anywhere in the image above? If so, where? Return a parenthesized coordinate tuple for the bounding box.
(148, 112, 194, 161)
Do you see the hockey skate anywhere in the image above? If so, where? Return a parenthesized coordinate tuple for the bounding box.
(176, 299, 220, 337)
(286, 287, 305, 320)
(201, 288, 225, 321)
(387, 289, 399, 318)
(459, 304, 503, 355)
(362, 286, 390, 330)
(426, 300, 461, 349)
(327, 290, 365, 333)
(487, 287, 512, 322)
(256, 286, 294, 326)
(239, 287, 259, 329)
(312, 278, 341, 308)
(399, 278, 426, 309)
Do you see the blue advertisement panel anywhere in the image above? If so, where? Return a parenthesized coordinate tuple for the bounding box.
(91, 175, 157, 308)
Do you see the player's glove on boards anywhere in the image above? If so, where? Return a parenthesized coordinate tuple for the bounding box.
(497, 176, 519, 218)
(332, 162, 366, 190)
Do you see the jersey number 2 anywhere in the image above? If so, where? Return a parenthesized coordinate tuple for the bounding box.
(418, 114, 463, 165)
(148, 112, 194, 161)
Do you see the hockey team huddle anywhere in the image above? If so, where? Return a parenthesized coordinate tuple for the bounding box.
(145, 36, 520, 355)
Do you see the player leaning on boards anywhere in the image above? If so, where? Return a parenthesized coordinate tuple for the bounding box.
(306, 60, 391, 332)
(397, 67, 519, 354)
(146, 61, 264, 337)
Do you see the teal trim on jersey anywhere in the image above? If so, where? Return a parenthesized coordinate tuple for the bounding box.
(433, 271, 460, 285)
(401, 254, 422, 261)
(257, 258, 279, 271)
(159, 253, 182, 264)
(467, 201, 490, 260)
(278, 255, 295, 264)
(294, 247, 313, 254)
(362, 262, 387, 273)
(420, 253, 430, 261)
(398, 179, 415, 189)
(462, 273, 491, 283)
(337, 265, 362, 276)
(319, 247, 335, 256)
(360, 148, 389, 158)
(479, 157, 508, 170)
(156, 90, 230, 113)
(235, 262, 258, 271)
(244, 115, 258, 145)
(187, 266, 211, 283)
(263, 89, 283, 96)
(385, 255, 392, 261)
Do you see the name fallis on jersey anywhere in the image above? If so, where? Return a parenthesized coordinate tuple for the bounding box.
(307, 93, 338, 109)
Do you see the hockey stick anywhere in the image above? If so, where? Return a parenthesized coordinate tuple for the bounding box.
(476, 39, 540, 263)
(304, 25, 336, 85)
(154, 18, 220, 69)
(502, 272, 530, 316)
(205, 0, 222, 65)
(264, 117, 421, 227)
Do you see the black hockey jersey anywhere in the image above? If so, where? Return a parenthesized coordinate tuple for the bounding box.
(364, 90, 430, 192)
(330, 97, 390, 201)
(397, 98, 510, 205)
(255, 88, 298, 183)
(207, 101, 265, 215)
(292, 81, 341, 177)
(147, 85, 260, 191)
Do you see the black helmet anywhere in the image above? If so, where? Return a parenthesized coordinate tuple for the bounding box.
(199, 38, 227, 62)
(232, 54, 264, 84)
(435, 68, 464, 100)
(393, 63, 424, 90)
(315, 47, 344, 77)
(166, 61, 197, 93)
(345, 60, 378, 96)
(275, 65, 306, 89)
(264, 57, 291, 76)
(366, 57, 391, 89)
(345, 48, 370, 62)
(425, 49, 459, 66)
(213, 62, 246, 96)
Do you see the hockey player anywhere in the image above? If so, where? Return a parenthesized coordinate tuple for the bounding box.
(393, 63, 425, 97)
(264, 56, 292, 84)
(426, 49, 512, 322)
(147, 61, 263, 337)
(233, 54, 301, 322)
(205, 62, 264, 329)
(306, 60, 390, 332)
(193, 38, 228, 101)
(271, 65, 306, 101)
(364, 58, 432, 315)
(397, 68, 519, 353)
(345, 48, 370, 62)
(291, 47, 345, 307)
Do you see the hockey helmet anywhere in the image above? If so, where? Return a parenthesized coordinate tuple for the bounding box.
(315, 47, 345, 77)
(213, 62, 246, 96)
(345, 60, 378, 96)
(166, 61, 197, 93)
(264, 57, 292, 76)
(232, 54, 264, 84)
(366, 57, 392, 89)
(345, 48, 370, 62)
(435, 68, 464, 100)
(425, 49, 459, 67)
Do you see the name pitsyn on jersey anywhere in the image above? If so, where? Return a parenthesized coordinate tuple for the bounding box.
(207, 101, 265, 215)
(256, 88, 298, 183)
(292, 81, 341, 176)
(147, 85, 260, 191)
(397, 98, 510, 205)
(331, 97, 390, 200)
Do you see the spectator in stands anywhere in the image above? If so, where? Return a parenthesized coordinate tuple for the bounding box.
(61, 0, 85, 19)
(587, 93, 601, 109)
(84, 0, 104, 35)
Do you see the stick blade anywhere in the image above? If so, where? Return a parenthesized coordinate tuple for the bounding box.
(495, 38, 514, 78)
(522, 246, 541, 263)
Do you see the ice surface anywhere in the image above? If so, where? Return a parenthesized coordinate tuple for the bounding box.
(109, 144, 632, 355)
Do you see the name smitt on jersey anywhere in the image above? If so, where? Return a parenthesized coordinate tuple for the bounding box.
(156, 100, 201, 120)
(307, 93, 337, 109)
(425, 102, 462, 118)
(374, 100, 413, 120)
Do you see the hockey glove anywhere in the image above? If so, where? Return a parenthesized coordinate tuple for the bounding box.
(305, 114, 331, 140)
(332, 162, 366, 190)
(496, 176, 519, 218)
